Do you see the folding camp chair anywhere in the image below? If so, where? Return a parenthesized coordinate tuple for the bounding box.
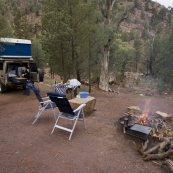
(47, 92, 86, 140)
(31, 86, 58, 124)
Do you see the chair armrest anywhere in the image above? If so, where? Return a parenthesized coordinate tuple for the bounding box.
(73, 103, 86, 113)
(40, 99, 52, 104)
(42, 96, 49, 100)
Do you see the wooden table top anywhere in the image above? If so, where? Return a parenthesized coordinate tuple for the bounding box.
(69, 96, 96, 104)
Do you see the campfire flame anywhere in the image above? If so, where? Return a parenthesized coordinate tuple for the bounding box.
(136, 110, 149, 125)
(135, 99, 151, 126)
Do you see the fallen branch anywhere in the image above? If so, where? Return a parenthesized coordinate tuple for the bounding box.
(143, 144, 160, 156)
(54, 152, 60, 159)
(165, 159, 173, 171)
(132, 141, 143, 155)
(158, 137, 171, 153)
(141, 140, 149, 153)
(143, 149, 173, 161)
(143, 137, 171, 156)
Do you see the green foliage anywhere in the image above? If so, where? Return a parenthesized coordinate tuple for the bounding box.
(134, 0, 139, 8)
(153, 30, 173, 87)
(41, 0, 100, 81)
(14, 15, 33, 39)
(156, 78, 168, 93)
(110, 38, 136, 73)
(134, 0, 142, 10)
(141, 24, 148, 39)
(31, 37, 46, 68)
(121, 31, 129, 42)
(0, 14, 13, 37)
(134, 36, 142, 71)
(129, 29, 135, 40)
(158, 8, 167, 21)
(115, 73, 124, 83)
(140, 10, 145, 20)
(145, 0, 149, 12)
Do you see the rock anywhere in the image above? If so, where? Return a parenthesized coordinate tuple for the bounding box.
(127, 106, 141, 114)
(156, 111, 172, 120)
(139, 94, 144, 96)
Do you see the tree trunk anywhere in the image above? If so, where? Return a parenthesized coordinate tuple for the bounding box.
(61, 42, 66, 83)
(149, 55, 153, 75)
(89, 39, 91, 93)
(99, 45, 109, 91)
(99, 0, 115, 91)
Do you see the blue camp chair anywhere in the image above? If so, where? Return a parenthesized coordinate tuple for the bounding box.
(26, 83, 58, 124)
(47, 92, 86, 140)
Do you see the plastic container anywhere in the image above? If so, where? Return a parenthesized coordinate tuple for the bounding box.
(79, 91, 89, 98)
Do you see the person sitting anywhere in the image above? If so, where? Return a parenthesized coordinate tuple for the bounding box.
(21, 66, 30, 96)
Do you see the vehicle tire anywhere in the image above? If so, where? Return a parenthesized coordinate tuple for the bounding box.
(0, 81, 6, 93)
(39, 70, 44, 82)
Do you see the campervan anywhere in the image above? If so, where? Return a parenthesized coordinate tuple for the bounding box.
(0, 38, 42, 93)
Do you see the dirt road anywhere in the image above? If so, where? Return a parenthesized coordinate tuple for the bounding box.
(0, 83, 172, 173)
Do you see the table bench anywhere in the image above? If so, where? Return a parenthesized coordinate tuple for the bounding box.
(69, 96, 96, 116)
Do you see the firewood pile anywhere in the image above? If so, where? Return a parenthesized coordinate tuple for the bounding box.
(133, 137, 173, 171)
(126, 106, 173, 171)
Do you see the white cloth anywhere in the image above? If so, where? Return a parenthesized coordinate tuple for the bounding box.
(68, 79, 81, 86)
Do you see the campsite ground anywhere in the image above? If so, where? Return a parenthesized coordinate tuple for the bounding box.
(0, 82, 173, 173)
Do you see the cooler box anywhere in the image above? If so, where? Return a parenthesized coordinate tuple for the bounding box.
(79, 92, 89, 98)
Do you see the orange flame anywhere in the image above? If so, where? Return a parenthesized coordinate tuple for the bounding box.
(135, 99, 151, 125)
(138, 110, 149, 125)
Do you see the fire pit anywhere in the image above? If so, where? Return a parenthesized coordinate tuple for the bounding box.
(118, 104, 173, 141)
(119, 114, 152, 140)
(125, 124, 152, 140)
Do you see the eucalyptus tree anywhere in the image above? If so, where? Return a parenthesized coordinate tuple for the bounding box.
(97, 0, 132, 91)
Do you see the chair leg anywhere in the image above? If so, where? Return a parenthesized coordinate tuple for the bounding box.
(32, 107, 46, 124)
(51, 106, 57, 121)
(82, 112, 86, 130)
(51, 113, 62, 134)
(68, 117, 79, 140)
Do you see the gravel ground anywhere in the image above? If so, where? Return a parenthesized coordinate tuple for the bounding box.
(0, 83, 172, 173)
